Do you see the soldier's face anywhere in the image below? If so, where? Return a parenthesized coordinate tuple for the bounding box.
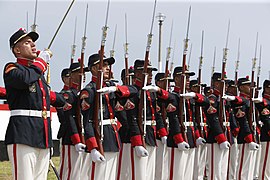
(102, 62, 110, 80)
(13, 36, 37, 59)
(134, 68, 152, 84)
(265, 87, 270, 94)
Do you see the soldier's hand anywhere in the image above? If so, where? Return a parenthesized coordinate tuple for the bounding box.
(222, 95, 235, 101)
(219, 141, 230, 150)
(134, 146, 149, 157)
(90, 149, 106, 163)
(161, 136, 167, 145)
(180, 92, 196, 99)
(248, 142, 259, 150)
(97, 86, 117, 94)
(177, 142, 190, 151)
(252, 97, 263, 103)
(38, 50, 51, 63)
(142, 85, 160, 93)
(196, 137, 206, 146)
(75, 143, 86, 153)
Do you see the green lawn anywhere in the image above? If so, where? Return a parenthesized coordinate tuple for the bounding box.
(0, 157, 60, 180)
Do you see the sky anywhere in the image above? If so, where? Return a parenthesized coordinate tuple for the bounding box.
(0, 0, 270, 92)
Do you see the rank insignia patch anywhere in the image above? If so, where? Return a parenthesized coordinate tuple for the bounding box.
(236, 109, 245, 118)
(115, 101, 124, 111)
(261, 108, 270, 115)
(207, 106, 217, 114)
(124, 99, 135, 110)
(166, 103, 176, 112)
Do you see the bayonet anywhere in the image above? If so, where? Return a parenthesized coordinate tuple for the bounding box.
(110, 24, 117, 58)
(71, 17, 77, 64)
(124, 13, 130, 85)
(31, 0, 38, 32)
(235, 38, 240, 83)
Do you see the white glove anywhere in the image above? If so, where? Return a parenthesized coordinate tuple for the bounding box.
(177, 141, 190, 151)
(252, 97, 263, 103)
(248, 142, 259, 150)
(90, 149, 106, 163)
(142, 85, 160, 92)
(50, 147, 54, 158)
(97, 86, 117, 94)
(134, 146, 149, 157)
(180, 92, 196, 99)
(219, 141, 230, 150)
(222, 95, 235, 101)
(75, 143, 86, 153)
(196, 137, 206, 146)
(38, 49, 52, 63)
(161, 136, 167, 145)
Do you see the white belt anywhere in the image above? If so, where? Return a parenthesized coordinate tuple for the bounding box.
(10, 109, 50, 118)
(200, 122, 208, 127)
(223, 122, 230, 127)
(184, 121, 194, 127)
(143, 120, 156, 126)
(100, 119, 117, 126)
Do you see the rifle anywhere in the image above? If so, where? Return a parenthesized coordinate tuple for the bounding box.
(195, 30, 206, 138)
(31, 0, 38, 32)
(161, 20, 173, 130)
(137, 0, 157, 148)
(235, 38, 240, 86)
(219, 20, 231, 143)
(26, 12, 29, 32)
(76, 4, 88, 144)
(178, 6, 191, 143)
(210, 46, 216, 89)
(249, 32, 259, 144)
(93, 0, 111, 155)
(109, 24, 117, 79)
(169, 39, 176, 79)
(124, 13, 130, 85)
(187, 43, 192, 70)
(46, 0, 76, 84)
(68, 17, 77, 88)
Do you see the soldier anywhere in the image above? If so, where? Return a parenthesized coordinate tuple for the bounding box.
(80, 53, 137, 180)
(124, 59, 168, 180)
(223, 77, 259, 180)
(166, 68, 206, 179)
(4, 28, 65, 179)
(252, 79, 270, 179)
(58, 63, 87, 180)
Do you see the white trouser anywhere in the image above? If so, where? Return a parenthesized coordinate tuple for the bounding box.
(254, 144, 261, 179)
(206, 143, 229, 180)
(90, 152, 118, 180)
(80, 152, 92, 180)
(59, 145, 83, 180)
(130, 144, 156, 180)
(236, 143, 256, 180)
(259, 141, 270, 180)
(185, 148, 195, 179)
(117, 143, 132, 180)
(228, 139, 239, 180)
(7, 144, 50, 180)
(168, 147, 188, 180)
(155, 140, 168, 180)
(193, 145, 208, 180)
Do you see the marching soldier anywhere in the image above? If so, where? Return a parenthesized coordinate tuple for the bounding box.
(80, 53, 137, 180)
(223, 77, 259, 180)
(125, 59, 168, 180)
(58, 63, 87, 180)
(253, 79, 270, 179)
(4, 28, 65, 179)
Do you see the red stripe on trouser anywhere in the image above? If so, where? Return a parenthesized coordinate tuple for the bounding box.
(262, 142, 270, 180)
(68, 146, 71, 180)
(238, 144, 245, 180)
(169, 148, 175, 180)
(60, 145, 65, 179)
(91, 162, 96, 180)
(13, 144, 18, 180)
(131, 146, 135, 180)
(227, 149, 231, 180)
(116, 146, 123, 180)
(211, 144, 214, 180)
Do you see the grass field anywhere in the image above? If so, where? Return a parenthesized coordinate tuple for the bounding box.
(0, 157, 60, 180)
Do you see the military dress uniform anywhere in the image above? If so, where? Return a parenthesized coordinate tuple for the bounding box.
(4, 28, 65, 180)
(255, 80, 270, 179)
(80, 75, 137, 180)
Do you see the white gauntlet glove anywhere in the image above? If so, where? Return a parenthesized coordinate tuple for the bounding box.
(75, 143, 86, 153)
(252, 97, 263, 103)
(97, 86, 117, 94)
(177, 142, 190, 151)
(196, 137, 206, 146)
(161, 136, 167, 145)
(134, 146, 149, 157)
(248, 142, 259, 150)
(90, 149, 106, 163)
(219, 141, 230, 150)
(180, 92, 196, 99)
(142, 85, 160, 92)
(38, 49, 52, 63)
(222, 95, 235, 101)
